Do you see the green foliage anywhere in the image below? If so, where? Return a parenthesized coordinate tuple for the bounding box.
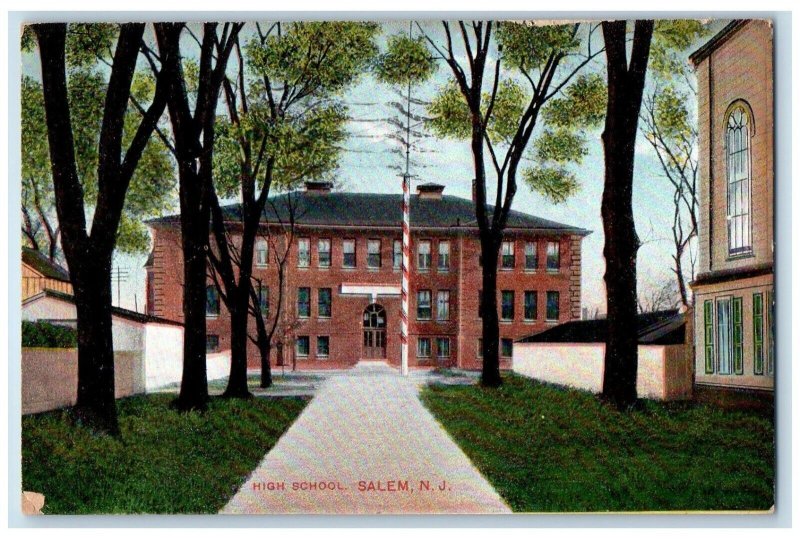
(22, 321, 78, 348)
(543, 72, 607, 128)
(652, 85, 692, 142)
(20, 31, 176, 256)
(487, 80, 527, 142)
(496, 22, 580, 71)
(650, 20, 711, 81)
(65, 24, 118, 67)
(522, 166, 580, 204)
(375, 33, 437, 85)
(426, 82, 471, 139)
(22, 394, 308, 513)
(534, 128, 587, 164)
(246, 22, 379, 95)
(421, 374, 775, 512)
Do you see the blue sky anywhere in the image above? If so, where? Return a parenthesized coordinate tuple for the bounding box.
(21, 20, 724, 315)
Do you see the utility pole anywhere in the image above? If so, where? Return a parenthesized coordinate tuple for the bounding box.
(111, 265, 129, 308)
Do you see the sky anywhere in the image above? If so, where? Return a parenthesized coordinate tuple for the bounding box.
(22, 20, 727, 315)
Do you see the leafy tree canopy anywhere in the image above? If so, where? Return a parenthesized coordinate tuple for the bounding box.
(374, 33, 438, 85)
(21, 23, 176, 256)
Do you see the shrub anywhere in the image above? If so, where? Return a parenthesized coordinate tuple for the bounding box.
(22, 320, 78, 348)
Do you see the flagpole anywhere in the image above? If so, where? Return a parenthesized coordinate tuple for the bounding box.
(400, 20, 414, 377)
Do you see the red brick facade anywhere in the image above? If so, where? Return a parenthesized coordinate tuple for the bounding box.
(147, 193, 586, 371)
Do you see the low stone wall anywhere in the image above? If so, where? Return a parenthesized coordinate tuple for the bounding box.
(22, 348, 144, 415)
(513, 342, 692, 401)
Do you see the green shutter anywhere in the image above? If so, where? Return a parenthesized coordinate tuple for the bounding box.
(704, 300, 714, 374)
(753, 293, 764, 375)
(767, 289, 775, 375)
(732, 296, 743, 375)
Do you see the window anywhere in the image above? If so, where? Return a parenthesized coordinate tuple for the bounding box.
(417, 290, 432, 320)
(258, 284, 269, 316)
(318, 239, 331, 268)
(438, 241, 450, 271)
(393, 240, 402, 270)
(417, 240, 431, 270)
(318, 288, 332, 318)
(501, 338, 513, 358)
(206, 285, 220, 317)
(524, 291, 537, 321)
(732, 296, 744, 375)
(726, 106, 752, 254)
(436, 337, 450, 359)
(501, 241, 515, 269)
(436, 290, 450, 321)
(367, 239, 381, 269)
(256, 239, 268, 267)
(703, 300, 715, 374)
(417, 337, 431, 357)
(501, 290, 514, 321)
(297, 238, 310, 267)
(546, 241, 560, 271)
(206, 334, 220, 353)
(317, 336, 330, 358)
(477, 338, 483, 357)
(297, 287, 311, 318)
(525, 242, 538, 270)
(343, 239, 356, 268)
(546, 291, 560, 321)
(753, 293, 764, 375)
(716, 298, 732, 375)
(296, 336, 310, 357)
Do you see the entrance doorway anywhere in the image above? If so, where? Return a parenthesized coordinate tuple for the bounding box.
(362, 303, 387, 360)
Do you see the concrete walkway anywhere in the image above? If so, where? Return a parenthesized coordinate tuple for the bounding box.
(221, 362, 511, 514)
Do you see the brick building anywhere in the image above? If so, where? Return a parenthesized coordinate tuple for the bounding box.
(689, 20, 774, 391)
(146, 181, 589, 370)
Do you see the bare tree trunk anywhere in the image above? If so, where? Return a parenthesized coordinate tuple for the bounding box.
(600, 20, 654, 409)
(223, 299, 251, 398)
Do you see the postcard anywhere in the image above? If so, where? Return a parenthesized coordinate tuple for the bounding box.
(17, 17, 775, 516)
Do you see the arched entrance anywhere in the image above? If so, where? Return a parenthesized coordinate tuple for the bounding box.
(362, 303, 387, 360)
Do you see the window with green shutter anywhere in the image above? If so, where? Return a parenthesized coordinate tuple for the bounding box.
(753, 293, 764, 375)
(732, 296, 743, 374)
(703, 300, 714, 374)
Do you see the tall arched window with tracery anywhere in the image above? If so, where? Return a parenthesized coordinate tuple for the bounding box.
(726, 105, 752, 255)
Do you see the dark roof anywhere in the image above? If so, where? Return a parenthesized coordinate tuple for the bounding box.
(24, 289, 183, 327)
(517, 310, 685, 346)
(689, 20, 748, 65)
(22, 247, 70, 282)
(149, 190, 590, 235)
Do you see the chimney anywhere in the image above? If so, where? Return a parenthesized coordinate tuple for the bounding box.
(304, 180, 333, 194)
(416, 182, 445, 200)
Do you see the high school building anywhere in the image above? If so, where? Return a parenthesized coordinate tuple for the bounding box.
(146, 181, 589, 370)
(689, 20, 775, 391)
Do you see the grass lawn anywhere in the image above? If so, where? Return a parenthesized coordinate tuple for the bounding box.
(22, 394, 308, 514)
(421, 374, 774, 512)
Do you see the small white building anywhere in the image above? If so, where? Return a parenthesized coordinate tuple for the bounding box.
(513, 310, 693, 401)
(22, 289, 187, 392)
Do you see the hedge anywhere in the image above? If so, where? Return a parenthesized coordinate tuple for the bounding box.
(22, 321, 78, 348)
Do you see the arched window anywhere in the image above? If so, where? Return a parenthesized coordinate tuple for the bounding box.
(206, 285, 220, 317)
(726, 105, 752, 254)
(256, 239, 268, 267)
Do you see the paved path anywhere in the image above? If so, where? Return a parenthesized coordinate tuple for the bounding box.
(221, 362, 511, 514)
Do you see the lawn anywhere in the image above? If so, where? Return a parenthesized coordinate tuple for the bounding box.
(420, 374, 775, 512)
(22, 394, 308, 514)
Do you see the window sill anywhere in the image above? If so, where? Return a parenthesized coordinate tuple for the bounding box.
(296, 355, 309, 359)
(726, 251, 754, 261)
(318, 316, 331, 321)
(317, 355, 329, 360)
(206, 315, 219, 320)
(417, 318, 432, 322)
(435, 319, 450, 323)
(297, 266, 310, 270)
(523, 319, 536, 324)
(524, 269, 538, 273)
(418, 268, 430, 273)
(342, 266, 357, 271)
(317, 266, 331, 270)
(500, 320, 513, 324)
(255, 264, 268, 269)
(499, 267, 514, 272)
(546, 269, 560, 274)
(437, 268, 450, 274)
(545, 319, 559, 324)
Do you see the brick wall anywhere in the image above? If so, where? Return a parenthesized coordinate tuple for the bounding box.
(149, 223, 585, 371)
(696, 20, 774, 275)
